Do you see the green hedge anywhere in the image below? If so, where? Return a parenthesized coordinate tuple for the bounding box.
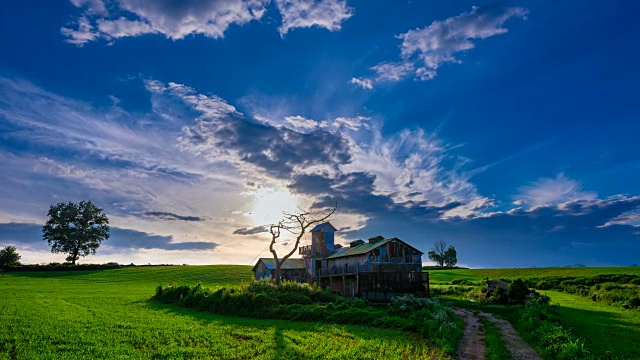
(527, 275, 640, 309)
(1, 262, 125, 272)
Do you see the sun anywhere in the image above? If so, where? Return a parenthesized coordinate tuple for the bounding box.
(248, 188, 300, 226)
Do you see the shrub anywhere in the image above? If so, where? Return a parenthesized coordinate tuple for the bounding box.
(508, 279, 531, 305)
(526, 292, 551, 306)
(518, 298, 592, 359)
(492, 287, 509, 305)
(274, 292, 312, 305)
(389, 294, 438, 313)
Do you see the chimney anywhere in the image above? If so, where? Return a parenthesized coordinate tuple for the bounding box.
(349, 240, 365, 248)
(368, 235, 384, 244)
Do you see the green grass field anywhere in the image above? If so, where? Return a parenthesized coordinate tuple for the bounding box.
(428, 266, 640, 284)
(0, 266, 449, 359)
(428, 267, 640, 360)
(544, 290, 640, 360)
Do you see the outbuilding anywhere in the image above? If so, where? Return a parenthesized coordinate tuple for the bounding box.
(252, 258, 306, 282)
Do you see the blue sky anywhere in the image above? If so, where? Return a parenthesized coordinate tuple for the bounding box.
(0, 0, 638, 267)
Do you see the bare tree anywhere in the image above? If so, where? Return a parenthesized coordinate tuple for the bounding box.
(428, 240, 448, 267)
(268, 204, 337, 285)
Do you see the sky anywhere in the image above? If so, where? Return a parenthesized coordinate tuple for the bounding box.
(0, 0, 639, 268)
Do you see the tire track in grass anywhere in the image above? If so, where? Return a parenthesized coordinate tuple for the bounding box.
(479, 312, 541, 360)
(451, 308, 486, 360)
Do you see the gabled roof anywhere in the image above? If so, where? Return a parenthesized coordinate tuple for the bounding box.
(252, 257, 305, 272)
(326, 237, 423, 259)
(310, 222, 337, 232)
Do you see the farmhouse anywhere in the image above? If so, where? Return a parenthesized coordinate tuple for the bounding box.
(254, 222, 429, 299)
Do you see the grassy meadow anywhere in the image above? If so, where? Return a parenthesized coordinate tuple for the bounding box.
(0, 266, 449, 359)
(428, 266, 640, 360)
(428, 266, 640, 284)
(545, 291, 640, 359)
(3, 265, 639, 359)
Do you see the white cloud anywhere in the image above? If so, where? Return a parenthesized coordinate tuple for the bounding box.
(602, 209, 640, 227)
(116, 0, 268, 39)
(63, 0, 269, 45)
(61, 16, 99, 46)
(516, 174, 597, 208)
(62, 0, 353, 45)
(284, 115, 323, 131)
(96, 17, 157, 39)
(70, 0, 107, 15)
(343, 126, 489, 215)
(350, 77, 373, 90)
(275, 0, 353, 36)
(333, 115, 370, 131)
(356, 5, 527, 85)
(163, 82, 241, 120)
(371, 61, 415, 82)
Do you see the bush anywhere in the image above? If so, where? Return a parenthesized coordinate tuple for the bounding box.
(492, 287, 509, 305)
(389, 294, 438, 313)
(274, 292, 312, 305)
(518, 297, 592, 359)
(508, 279, 531, 305)
(526, 292, 551, 306)
(3, 262, 122, 272)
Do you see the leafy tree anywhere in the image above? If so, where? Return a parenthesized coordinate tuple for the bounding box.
(269, 204, 337, 285)
(0, 245, 21, 267)
(42, 201, 110, 265)
(444, 246, 457, 267)
(427, 240, 447, 266)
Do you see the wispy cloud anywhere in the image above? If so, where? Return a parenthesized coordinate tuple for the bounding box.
(515, 173, 597, 208)
(342, 127, 488, 214)
(350, 78, 373, 90)
(233, 225, 269, 235)
(0, 76, 249, 263)
(333, 116, 370, 131)
(353, 4, 527, 87)
(143, 211, 204, 222)
(275, 0, 353, 36)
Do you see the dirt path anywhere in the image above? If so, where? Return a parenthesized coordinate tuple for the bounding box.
(451, 308, 542, 360)
(478, 312, 542, 360)
(451, 309, 486, 360)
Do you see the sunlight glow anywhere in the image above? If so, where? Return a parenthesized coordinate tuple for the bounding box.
(248, 188, 300, 226)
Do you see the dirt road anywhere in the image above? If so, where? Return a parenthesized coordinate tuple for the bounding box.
(451, 308, 541, 360)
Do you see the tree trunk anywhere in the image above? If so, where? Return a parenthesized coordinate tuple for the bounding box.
(71, 248, 79, 265)
(274, 262, 282, 285)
